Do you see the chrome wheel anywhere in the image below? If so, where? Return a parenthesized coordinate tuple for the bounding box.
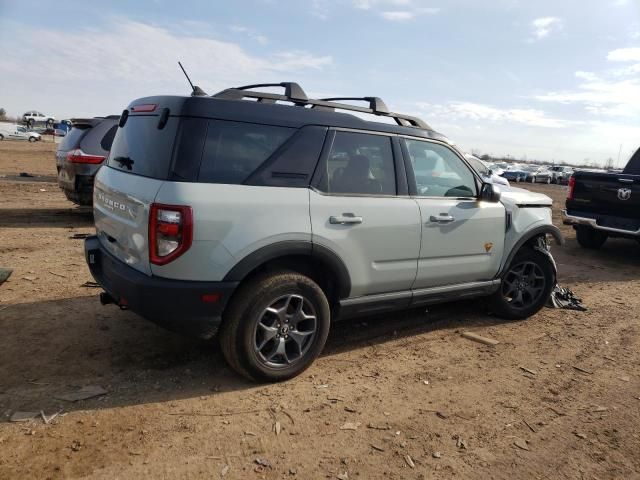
(254, 294, 317, 368)
(502, 261, 546, 309)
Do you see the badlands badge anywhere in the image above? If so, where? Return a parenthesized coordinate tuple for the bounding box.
(484, 242, 494, 253)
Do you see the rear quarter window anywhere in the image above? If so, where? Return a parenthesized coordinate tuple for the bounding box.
(198, 120, 295, 184)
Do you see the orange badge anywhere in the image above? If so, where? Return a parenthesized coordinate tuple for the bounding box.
(484, 242, 493, 253)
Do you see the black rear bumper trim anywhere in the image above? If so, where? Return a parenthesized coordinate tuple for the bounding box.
(84, 236, 238, 338)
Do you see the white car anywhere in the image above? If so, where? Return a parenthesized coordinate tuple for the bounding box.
(0, 124, 41, 142)
(22, 111, 55, 127)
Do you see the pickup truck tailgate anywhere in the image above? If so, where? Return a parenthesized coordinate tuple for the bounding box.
(569, 171, 640, 221)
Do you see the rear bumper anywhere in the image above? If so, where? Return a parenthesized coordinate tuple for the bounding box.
(84, 236, 238, 338)
(562, 210, 640, 236)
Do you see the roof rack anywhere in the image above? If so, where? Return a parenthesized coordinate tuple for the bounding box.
(212, 82, 431, 130)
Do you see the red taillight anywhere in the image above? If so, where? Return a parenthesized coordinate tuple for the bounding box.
(131, 103, 157, 113)
(567, 175, 576, 200)
(149, 203, 193, 266)
(66, 148, 106, 164)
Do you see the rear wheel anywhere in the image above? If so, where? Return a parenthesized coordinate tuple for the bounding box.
(490, 248, 555, 320)
(219, 271, 331, 382)
(575, 226, 607, 249)
(28, 136, 37, 142)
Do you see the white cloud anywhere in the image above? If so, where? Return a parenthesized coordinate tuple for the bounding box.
(607, 47, 640, 62)
(416, 101, 570, 128)
(535, 48, 640, 118)
(354, 0, 439, 20)
(229, 25, 269, 45)
(530, 16, 563, 40)
(0, 20, 332, 118)
(380, 7, 439, 20)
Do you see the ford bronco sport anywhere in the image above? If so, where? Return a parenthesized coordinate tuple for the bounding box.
(85, 82, 562, 381)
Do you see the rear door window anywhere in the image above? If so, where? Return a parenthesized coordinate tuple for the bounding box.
(318, 131, 396, 196)
(107, 116, 179, 179)
(198, 120, 295, 184)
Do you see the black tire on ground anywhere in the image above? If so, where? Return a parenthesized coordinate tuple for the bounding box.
(489, 247, 555, 320)
(28, 136, 37, 142)
(63, 190, 93, 206)
(575, 226, 608, 249)
(219, 270, 331, 382)
(0, 134, 3, 140)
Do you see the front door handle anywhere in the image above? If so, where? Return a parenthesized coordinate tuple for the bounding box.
(429, 214, 455, 224)
(330, 214, 363, 225)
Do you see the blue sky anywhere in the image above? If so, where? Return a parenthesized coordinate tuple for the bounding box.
(1, 0, 639, 165)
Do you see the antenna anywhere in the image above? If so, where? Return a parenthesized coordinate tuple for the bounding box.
(178, 61, 208, 96)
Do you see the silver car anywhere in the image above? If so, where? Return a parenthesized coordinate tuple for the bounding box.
(84, 83, 562, 382)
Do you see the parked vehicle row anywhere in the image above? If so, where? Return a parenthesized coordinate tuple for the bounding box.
(83, 82, 561, 382)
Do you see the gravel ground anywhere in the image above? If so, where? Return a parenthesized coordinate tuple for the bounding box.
(0, 140, 639, 480)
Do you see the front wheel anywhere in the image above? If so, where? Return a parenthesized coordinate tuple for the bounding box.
(219, 271, 331, 382)
(28, 136, 37, 142)
(490, 248, 555, 320)
(575, 226, 607, 249)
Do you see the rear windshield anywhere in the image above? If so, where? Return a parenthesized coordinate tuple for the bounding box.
(58, 127, 89, 152)
(107, 116, 179, 179)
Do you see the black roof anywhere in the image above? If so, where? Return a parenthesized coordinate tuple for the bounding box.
(127, 82, 448, 142)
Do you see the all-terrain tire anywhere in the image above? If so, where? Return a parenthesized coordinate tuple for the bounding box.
(490, 248, 555, 320)
(219, 271, 331, 382)
(575, 226, 607, 249)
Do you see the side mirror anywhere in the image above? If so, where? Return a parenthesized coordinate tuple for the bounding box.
(480, 183, 501, 203)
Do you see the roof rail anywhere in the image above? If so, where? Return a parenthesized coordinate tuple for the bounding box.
(212, 82, 431, 130)
(320, 97, 389, 114)
(216, 82, 308, 102)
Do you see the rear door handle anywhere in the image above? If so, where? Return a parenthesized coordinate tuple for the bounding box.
(330, 214, 363, 225)
(429, 214, 455, 224)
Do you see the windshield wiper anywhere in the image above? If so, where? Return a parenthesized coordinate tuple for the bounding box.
(113, 156, 134, 171)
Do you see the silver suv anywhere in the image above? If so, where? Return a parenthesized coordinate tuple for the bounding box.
(85, 82, 562, 381)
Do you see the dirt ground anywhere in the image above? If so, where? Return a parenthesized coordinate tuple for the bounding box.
(0, 140, 638, 480)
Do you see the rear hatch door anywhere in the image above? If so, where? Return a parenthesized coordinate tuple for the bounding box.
(94, 109, 180, 275)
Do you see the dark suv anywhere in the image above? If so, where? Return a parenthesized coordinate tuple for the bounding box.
(85, 82, 561, 381)
(56, 116, 119, 205)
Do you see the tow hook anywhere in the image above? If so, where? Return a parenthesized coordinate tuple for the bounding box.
(99, 292, 114, 305)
